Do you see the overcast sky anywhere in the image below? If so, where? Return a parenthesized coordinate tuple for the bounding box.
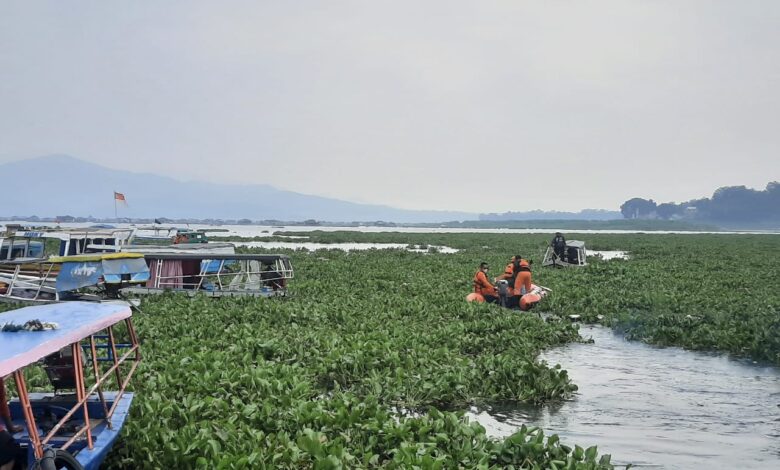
(1, 1, 778, 212)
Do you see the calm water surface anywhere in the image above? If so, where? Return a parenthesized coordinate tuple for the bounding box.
(3, 221, 777, 236)
(469, 325, 780, 469)
(232, 241, 459, 253)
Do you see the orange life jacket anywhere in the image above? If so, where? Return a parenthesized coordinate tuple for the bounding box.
(473, 270, 497, 296)
(495, 262, 514, 281)
(513, 261, 532, 296)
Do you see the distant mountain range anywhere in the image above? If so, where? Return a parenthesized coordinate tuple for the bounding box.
(0, 155, 478, 223)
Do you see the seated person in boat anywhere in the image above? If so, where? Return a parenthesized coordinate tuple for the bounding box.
(473, 262, 498, 303)
(494, 255, 519, 283)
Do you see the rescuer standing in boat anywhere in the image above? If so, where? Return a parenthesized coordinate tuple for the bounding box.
(507, 260, 533, 308)
(473, 262, 499, 303)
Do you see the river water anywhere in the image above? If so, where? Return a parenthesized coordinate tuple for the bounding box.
(232, 240, 459, 253)
(3, 221, 778, 236)
(469, 325, 780, 469)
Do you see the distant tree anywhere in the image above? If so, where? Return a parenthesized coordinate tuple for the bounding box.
(625, 182, 780, 225)
(655, 202, 682, 220)
(620, 198, 657, 219)
(709, 185, 763, 222)
(237, 218, 253, 225)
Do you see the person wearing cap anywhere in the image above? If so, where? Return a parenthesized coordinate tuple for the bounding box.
(473, 262, 498, 303)
(551, 232, 567, 262)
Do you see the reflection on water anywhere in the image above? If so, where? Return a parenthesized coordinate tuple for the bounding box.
(232, 241, 459, 253)
(588, 250, 629, 260)
(468, 325, 780, 469)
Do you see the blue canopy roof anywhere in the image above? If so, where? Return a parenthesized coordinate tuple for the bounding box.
(0, 302, 132, 377)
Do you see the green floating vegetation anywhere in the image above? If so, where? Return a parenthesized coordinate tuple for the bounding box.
(230, 231, 780, 364)
(100, 288, 600, 469)
(2, 232, 776, 468)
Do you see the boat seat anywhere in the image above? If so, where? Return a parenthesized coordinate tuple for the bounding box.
(43, 351, 79, 392)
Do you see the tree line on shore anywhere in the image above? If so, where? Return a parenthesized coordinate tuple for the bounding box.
(620, 182, 779, 225)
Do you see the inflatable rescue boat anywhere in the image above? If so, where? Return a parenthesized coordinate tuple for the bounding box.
(466, 282, 549, 311)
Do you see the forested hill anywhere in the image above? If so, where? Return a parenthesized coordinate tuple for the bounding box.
(620, 182, 780, 227)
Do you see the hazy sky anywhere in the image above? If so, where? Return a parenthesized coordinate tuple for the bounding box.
(1, 1, 778, 212)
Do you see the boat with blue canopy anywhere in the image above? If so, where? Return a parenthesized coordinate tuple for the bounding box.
(0, 302, 140, 470)
(0, 253, 150, 304)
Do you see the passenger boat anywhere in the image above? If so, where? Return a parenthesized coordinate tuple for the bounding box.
(542, 240, 588, 267)
(0, 253, 149, 304)
(131, 226, 210, 244)
(1, 226, 293, 299)
(466, 283, 549, 311)
(0, 301, 140, 470)
(120, 253, 293, 297)
(1, 226, 137, 258)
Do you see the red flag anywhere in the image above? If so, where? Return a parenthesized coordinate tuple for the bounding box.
(114, 191, 127, 204)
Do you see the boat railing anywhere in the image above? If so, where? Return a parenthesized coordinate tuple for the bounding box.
(0, 261, 59, 301)
(10, 317, 141, 459)
(144, 255, 293, 294)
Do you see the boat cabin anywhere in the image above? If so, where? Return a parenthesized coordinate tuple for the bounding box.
(122, 253, 294, 297)
(0, 253, 150, 304)
(542, 240, 588, 267)
(0, 302, 140, 470)
(1, 227, 137, 258)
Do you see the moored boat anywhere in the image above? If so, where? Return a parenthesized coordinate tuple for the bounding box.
(0, 301, 140, 470)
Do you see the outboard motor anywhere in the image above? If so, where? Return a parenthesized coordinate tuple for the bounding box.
(496, 280, 510, 308)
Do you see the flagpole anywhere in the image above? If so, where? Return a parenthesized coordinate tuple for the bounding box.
(114, 191, 117, 220)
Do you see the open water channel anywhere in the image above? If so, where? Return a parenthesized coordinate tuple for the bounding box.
(469, 324, 780, 469)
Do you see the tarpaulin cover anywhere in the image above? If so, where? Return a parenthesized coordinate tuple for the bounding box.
(57, 261, 102, 291)
(56, 258, 150, 291)
(102, 258, 150, 284)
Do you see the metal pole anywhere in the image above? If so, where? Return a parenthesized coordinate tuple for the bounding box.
(13, 369, 43, 460)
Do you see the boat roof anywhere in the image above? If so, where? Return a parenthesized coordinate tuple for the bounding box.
(0, 302, 132, 377)
(0, 257, 48, 265)
(49, 252, 144, 263)
(141, 253, 289, 261)
(566, 240, 586, 248)
(12, 228, 135, 240)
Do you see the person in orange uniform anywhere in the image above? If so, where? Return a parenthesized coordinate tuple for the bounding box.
(513, 260, 533, 296)
(494, 255, 522, 283)
(473, 262, 498, 303)
(506, 260, 532, 308)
